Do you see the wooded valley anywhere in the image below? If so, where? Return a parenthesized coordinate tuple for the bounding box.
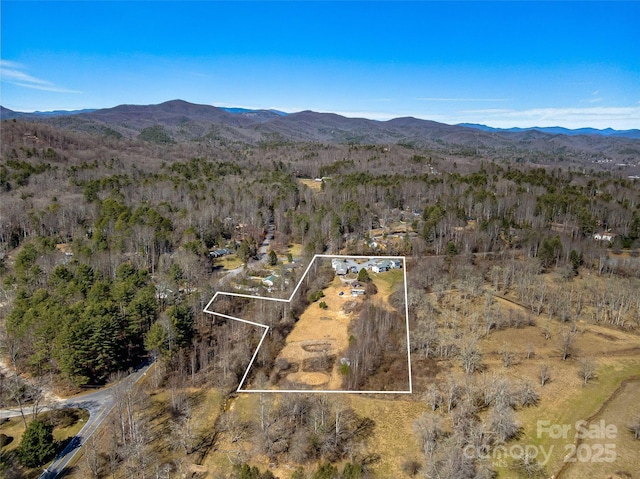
(1, 105, 640, 479)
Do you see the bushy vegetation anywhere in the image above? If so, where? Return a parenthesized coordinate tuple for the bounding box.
(16, 419, 56, 467)
(6, 260, 158, 385)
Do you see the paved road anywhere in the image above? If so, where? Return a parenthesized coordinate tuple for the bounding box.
(40, 361, 152, 478)
(257, 220, 275, 260)
(0, 361, 152, 478)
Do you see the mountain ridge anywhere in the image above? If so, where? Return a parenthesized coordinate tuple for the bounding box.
(1, 100, 639, 169)
(2, 101, 638, 138)
(458, 122, 640, 140)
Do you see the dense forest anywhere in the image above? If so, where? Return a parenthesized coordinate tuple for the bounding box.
(1, 115, 640, 478)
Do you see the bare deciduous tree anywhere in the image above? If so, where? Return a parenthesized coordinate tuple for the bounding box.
(413, 411, 444, 457)
(500, 344, 516, 368)
(489, 403, 519, 442)
(518, 381, 539, 407)
(6, 377, 28, 428)
(628, 416, 640, 440)
(526, 341, 535, 359)
(539, 364, 551, 387)
(578, 358, 597, 385)
(560, 328, 576, 361)
(444, 378, 460, 413)
(459, 339, 483, 374)
(423, 384, 442, 411)
(84, 435, 101, 478)
(512, 454, 547, 478)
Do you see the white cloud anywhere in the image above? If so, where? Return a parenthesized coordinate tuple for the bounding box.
(581, 89, 603, 104)
(0, 60, 80, 93)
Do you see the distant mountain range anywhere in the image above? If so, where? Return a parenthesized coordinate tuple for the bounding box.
(1, 100, 639, 167)
(458, 123, 640, 140)
(3, 102, 638, 139)
(219, 107, 289, 122)
(0, 106, 97, 119)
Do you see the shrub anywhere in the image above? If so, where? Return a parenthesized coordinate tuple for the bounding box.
(0, 434, 13, 448)
(308, 290, 325, 302)
(357, 268, 370, 283)
(17, 420, 56, 467)
(401, 459, 422, 476)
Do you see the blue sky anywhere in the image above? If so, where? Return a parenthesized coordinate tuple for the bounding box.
(1, 1, 639, 129)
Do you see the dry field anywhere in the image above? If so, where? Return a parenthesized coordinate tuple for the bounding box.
(233, 260, 407, 391)
(275, 276, 364, 389)
(273, 267, 406, 391)
(283, 242, 304, 260)
(201, 392, 426, 479)
(559, 379, 640, 479)
(297, 178, 323, 192)
(217, 254, 243, 271)
(460, 287, 640, 477)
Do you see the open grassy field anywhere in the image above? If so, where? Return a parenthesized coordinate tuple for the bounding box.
(371, 268, 404, 304)
(510, 358, 640, 477)
(199, 393, 260, 478)
(0, 409, 89, 453)
(275, 275, 364, 389)
(560, 379, 640, 479)
(469, 289, 640, 477)
(297, 178, 323, 192)
(285, 243, 304, 259)
(217, 254, 243, 271)
(234, 257, 408, 392)
(349, 395, 424, 478)
(207, 271, 640, 478)
(201, 392, 426, 479)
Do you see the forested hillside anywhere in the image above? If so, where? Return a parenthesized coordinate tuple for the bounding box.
(1, 115, 640, 478)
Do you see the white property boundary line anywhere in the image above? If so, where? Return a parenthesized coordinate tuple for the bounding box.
(203, 254, 412, 394)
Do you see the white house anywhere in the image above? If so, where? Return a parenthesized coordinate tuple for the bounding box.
(372, 260, 392, 273)
(593, 232, 616, 242)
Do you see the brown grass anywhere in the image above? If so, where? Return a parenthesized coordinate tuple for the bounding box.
(65, 266, 640, 479)
(286, 243, 304, 259)
(409, 275, 640, 478)
(298, 178, 323, 191)
(470, 286, 640, 478)
(217, 254, 243, 271)
(276, 276, 363, 389)
(560, 380, 640, 479)
(349, 396, 424, 478)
